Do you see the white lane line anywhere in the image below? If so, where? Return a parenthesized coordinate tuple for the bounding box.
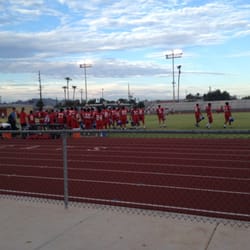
(87, 146, 108, 151)
(69, 195, 250, 218)
(1, 163, 249, 181)
(24, 145, 41, 150)
(0, 174, 249, 196)
(1, 189, 249, 219)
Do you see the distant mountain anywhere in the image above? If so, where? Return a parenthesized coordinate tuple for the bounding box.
(11, 98, 59, 107)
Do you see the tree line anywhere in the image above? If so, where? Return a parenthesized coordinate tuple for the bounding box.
(185, 89, 250, 101)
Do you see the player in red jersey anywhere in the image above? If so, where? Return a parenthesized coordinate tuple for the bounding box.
(223, 102, 233, 128)
(131, 106, 140, 128)
(19, 107, 28, 130)
(36, 108, 45, 124)
(156, 105, 166, 127)
(138, 107, 145, 128)
(205, 103, 213, 128)
(120, 106, 128, 129)
(68, 107, 78, 129)
(57, 108, 66, 128)
(83, 108, 92, 129)
(194, 103, 204, 127)
(27, 110, 36, 129)
(102, 107, 111, 129)
(95, 108, 104, 130)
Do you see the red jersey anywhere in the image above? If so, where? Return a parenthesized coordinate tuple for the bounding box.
(205, 105, 213, 123)
(19, 111, 27, 125)
(28, 113, 36, 125)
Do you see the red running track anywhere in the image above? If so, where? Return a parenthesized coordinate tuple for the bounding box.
(0, 137, 249, 221)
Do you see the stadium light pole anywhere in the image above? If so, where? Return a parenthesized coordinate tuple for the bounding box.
(62, 86, 67, 104)
(72, 85, 77, 102)
(65, 77, 72, 101)
(177, 65, 182, 102)
(80, 63, 92, 104)
(165, 50, 183, 108)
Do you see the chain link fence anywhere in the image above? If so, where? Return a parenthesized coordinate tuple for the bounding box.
(0, 129, 250, 227)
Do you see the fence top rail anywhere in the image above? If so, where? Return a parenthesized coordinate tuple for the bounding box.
(0, 129, 250, 135)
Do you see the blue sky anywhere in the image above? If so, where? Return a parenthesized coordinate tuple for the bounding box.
(0, 0, 249, 102)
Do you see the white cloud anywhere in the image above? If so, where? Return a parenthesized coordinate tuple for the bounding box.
(0, 0, 250, 101)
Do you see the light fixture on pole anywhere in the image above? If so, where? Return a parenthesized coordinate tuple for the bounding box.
(177, 65, 182, 102)
(165, 50, 183, 107)
(80, 63, 92, 104)
(64, 77, 72, 101)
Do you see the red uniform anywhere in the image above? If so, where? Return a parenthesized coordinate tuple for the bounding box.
(120, 107, 128, 128)
(102, 108, 111, 129)
(57, 111, 65, 125)
(138, 108, 145, 126)
(205, 104, 213, 124)
(224, 102, 233, 127)
(131, 108, 139, 126)
(156, 105, 165, 126)
(194, 104, 203, 127)
(36, 110, 46, 124)
(19, 110, 27, 128)
(95, 112, 103, 130)
(83, 110, 92, 129)
(28, 111, 36, 126)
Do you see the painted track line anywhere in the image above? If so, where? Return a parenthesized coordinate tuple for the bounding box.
(0, 174, 249, 196)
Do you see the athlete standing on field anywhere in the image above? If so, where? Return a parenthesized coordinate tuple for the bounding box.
(223, 102, 233, 128)
(156, 105, 166, 127)
(205, 103, 213, 128)
(194, 103, 204, 127)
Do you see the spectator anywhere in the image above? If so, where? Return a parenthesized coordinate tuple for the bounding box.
(8, 107, 18, 130)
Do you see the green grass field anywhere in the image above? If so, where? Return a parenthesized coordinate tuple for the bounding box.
(1, 112, 249, 138)
(119, 112, 250, 139)
(144, 112, 250, 130)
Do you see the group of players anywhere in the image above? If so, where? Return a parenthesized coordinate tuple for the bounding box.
(155, 102, 234, 129)
(12, 105, 146, 131)
(5, 101, 233, 131)
(194, 102, 233, 128)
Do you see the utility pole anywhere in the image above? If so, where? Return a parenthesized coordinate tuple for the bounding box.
(79, 88, 83, 104)
(72, 85, 77, 102)
(37, 71, 44, 110)
(62, 86, 67, 104)
(177, 65, 182, 102)
(80, 63, 92, 104)
(128, 83, 133, 102)
(165, 50, 183, 109)
(38, 71, 42, 102)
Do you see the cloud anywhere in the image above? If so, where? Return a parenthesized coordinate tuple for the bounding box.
(0, 1, 250, 101)
(1, 1, 249, 60)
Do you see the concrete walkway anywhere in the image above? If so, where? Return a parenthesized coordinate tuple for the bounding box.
(0, 198, 249, 250)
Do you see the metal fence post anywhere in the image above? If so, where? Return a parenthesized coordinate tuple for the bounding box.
(62, 132, 69, 209)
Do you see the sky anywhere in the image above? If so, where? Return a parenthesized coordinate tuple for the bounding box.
(0, 0, 249, 103)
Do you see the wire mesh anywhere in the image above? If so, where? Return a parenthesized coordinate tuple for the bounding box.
(0, 129, 250, 227)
